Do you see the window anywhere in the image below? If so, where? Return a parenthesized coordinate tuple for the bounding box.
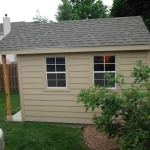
(46, 57, 66, 88)
(94, 56, 116, 87)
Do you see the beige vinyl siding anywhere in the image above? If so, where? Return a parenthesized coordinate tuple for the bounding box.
(18, 50, 147, 124)
(24, 105, 101, 113)
(119, 51, 147, 90)
(147, 51, 150, 67)
(24, 100, 84, 107)
(18, 53, 96, 124)
(25, 116, 92, 124)
(24, 111, 99, 119)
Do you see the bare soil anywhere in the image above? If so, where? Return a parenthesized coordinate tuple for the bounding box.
(83, 126, 118, 150)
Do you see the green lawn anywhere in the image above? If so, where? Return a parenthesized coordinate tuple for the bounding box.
(0, 92, 89, 150)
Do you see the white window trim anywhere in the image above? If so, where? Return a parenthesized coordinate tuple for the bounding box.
(93, 56, 116, 89)
(45, 57, 67, 89)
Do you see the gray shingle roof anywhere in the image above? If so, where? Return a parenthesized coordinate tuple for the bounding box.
(0, 16, 150, 50)
(0, 21, 30, 33)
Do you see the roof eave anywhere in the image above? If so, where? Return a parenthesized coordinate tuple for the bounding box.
(0, 45, 150, 55)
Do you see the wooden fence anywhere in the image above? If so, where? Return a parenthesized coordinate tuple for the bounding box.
(0, 64, 19, 92)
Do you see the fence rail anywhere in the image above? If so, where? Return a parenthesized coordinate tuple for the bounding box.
(0, 64, 19, 92)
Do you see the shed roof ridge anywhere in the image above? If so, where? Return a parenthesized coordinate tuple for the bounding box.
(14, 16, 142, 27)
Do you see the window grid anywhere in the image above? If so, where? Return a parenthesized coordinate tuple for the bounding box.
(47, 73, 66, 87)
(93, 56, 116, 88)
(46, 57, 66, 88)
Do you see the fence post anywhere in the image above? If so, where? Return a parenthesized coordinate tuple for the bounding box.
(1, 55, 12, 121)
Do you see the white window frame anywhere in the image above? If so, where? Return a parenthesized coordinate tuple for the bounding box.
(45, 57, 67, 89)
(93, 56, 116, 89)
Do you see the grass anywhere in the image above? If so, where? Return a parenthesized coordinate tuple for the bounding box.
(0, 92, 89, 150)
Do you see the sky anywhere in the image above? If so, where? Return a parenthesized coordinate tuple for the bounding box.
(0, 0, 113, 23)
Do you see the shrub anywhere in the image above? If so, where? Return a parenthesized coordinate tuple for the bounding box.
(77, 61, 150, 150)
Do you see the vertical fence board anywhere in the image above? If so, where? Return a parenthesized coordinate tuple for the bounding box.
(0, 64, 19, 92)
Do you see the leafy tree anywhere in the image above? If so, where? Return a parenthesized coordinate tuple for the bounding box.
(77, 60, 150, 149)
(55, 0, 73, 21)
(110, 0, 150, 32)
(33, 9, 52, 23)
(56, 0, 108, 21)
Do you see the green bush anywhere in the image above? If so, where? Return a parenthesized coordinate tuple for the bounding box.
(77, 61, 150, 150)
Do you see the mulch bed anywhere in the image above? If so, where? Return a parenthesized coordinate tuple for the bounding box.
(83, 126, 118, 150)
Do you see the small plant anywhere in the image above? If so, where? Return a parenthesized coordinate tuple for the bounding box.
(77, 60, 150, 150)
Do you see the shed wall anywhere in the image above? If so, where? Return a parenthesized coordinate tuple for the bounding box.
(18, 50, 147, 124)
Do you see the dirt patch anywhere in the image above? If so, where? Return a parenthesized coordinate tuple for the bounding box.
(83, 126, 118, 150)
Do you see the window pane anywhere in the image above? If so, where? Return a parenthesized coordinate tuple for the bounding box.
(57, 80, 66, 87)
(94, 80, 104, 86)
(105, 64, 115, 71)
(94, 64, 104, 71)
(47, 73, 56, 79)
(94, 56, 103, 63)
(57, 73, 66, 79)
(56, 57, 65, 64)
(47, 65, 55, 72)
(94, 73, 104, 79)
(48, 80, 56, 87)
(105, 56, 115, 63)
(56, 65, 65, 72)
(105, 80, 115, 87)
(46, 58, 55, 64)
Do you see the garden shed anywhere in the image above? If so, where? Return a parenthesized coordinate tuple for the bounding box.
(0, 16, 150, 124)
